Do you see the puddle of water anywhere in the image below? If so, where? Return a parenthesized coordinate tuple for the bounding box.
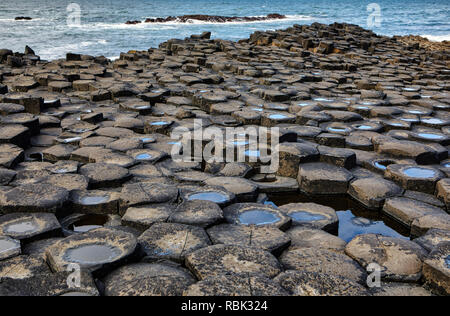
(135, 153, 153, 160)
(135, 105, 150, 110)
(269, 114, 288, 120)
(238, 210, 281, 226)
(296, 102, 313, 107)
(403, 87, 420, 92)
(80, 196, 110, 205)
(4, 220, 38, 234)
(53, 168, 69, 174)
(355, 125, 373, 130)
(245, 150, 261, 158)
(403, 167, 437, 178)
(233, 140, 249, 146)
(422, 118, 444, 125)
(313, 98, 334, 103)
(0, 238, 19, 254)
(61, 137, 82, 144)
(337, 210, 408, 243)
(373, 160, 394, 171)
(138, 137, 156, 144)
(250, 107, 263, 112)
(289, 211, 327, 222)
(150, 121, 170, 126)
(409, 110, 426, 115)
(65, 244, 121, 265)
(417, 133, 445, 140)
(266, 193, 410, 241)
(328, 127, 348, 132)
(72, 225, 103, 233)
(69, 215, 108, 233)
(187, 192, 229, 204)
(445, 255, 450, 269)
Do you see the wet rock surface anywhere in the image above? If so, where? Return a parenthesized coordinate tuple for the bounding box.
(0, 22, 449, 296)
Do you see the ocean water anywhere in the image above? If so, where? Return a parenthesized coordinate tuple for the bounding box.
(0, 0, 449, 60)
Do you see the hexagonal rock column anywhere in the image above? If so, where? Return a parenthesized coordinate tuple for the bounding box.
(0, 144, 24, 168)
(414, 229, 450, 253)
(278, 202, 338, 233)
(297, 162, 354, 194)
(422, 242, 450, 296)
(184, 273, 288, 296)
(138, 222, 211, 263)
(374, 137, 442, 165)
(0, 270, 99, 296)
(382, 197, 447, 229)
(348, 178, 403, 210)
(275, 271, 368, 296)
(411, 213, 450, 238)
(345, 234, 427, 282)
(185, 244, 282, 280)
(79, 163, 131, 189)
(103, 263, 196, 296)
(279, 248, 366, 284)
(168, 200, 223, 227)
(0, 213, 61, 243)
(45, 228, 138, 275)
(121, 204, 175, 231)
(0, 255, 50, 281)
(207, 224, 291, 255)
(0, 124, 30, 148)
(223, 203, 291, 230)
(204, 177, 258, 202)
(0, 184, 69, 214)
(69, 190, 121, 215)
(276, 142, 319, 178)
(0, 236, 21, 261)
(120, 182, 179, 210)
(436, 178, 450, 210)
(385, 164, 444, 194)
(286, 227, 347, 252)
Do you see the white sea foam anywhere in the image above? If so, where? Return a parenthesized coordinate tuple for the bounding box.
(79, 15, 315, 30)
(421, 34, 450, 42)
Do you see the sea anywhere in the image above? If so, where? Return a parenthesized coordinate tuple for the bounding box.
(0, 0, 449, 60)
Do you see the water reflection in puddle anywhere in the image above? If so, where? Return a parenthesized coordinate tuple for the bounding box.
(289, 211, 326, 222)
(373, 160, 394, 171)
(65, 244, 121, 264)
(188, 192, 229, 204)
(68, 214, 108, 233)
(417, 133, 445, 140)
(337, 210, 407, 242)
(266, 193, 409, 241)
(238, 210, 280, 225)
(4, 221, 38, 234)
(269, 114, 288, 120)
(80, 196, 110, 205)
(135, 153, 153, 160)
(150, 121, 170, 126)
(445, 255, 450, 269)
(403, 167, 436, 178)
